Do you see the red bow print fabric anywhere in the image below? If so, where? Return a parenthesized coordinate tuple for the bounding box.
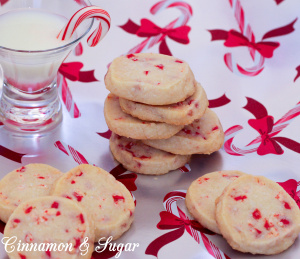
(224, 98, 300, 156)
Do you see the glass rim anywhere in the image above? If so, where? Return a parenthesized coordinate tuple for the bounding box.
(0, 0, 94, 54)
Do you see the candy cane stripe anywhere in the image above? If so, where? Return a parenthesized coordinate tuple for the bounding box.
(58, 6, 111, 47)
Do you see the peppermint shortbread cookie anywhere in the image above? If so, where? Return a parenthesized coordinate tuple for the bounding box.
(110, 133, 191, 175)
(119, 82, 209, 125)
(104, 93, 183, 139)
(143, 109, 224, 155)
(216, 174, 300, 255)
(186, 170, 245, 234)
(0, 163, 63, 223)
(52, 164, 135, 241)
(4, 196, 95, 259)
(105, 53, 196, 105)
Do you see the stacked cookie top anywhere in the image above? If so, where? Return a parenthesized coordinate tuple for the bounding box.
(104, 53, 224, 175)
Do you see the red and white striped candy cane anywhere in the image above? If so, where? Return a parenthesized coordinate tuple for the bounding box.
(164, 190, 229, 259)
(179, 163, 191, 173)
(128, 0, 192, 54)
(225, 0, 265, 76)
(58, 6, 111, 47)
(224, 101, 300, 155)
(57, 73, 81, 118)
(54, 140, 91, 164)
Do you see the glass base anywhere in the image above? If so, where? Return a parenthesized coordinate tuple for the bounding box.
(0, 82, 62, 133)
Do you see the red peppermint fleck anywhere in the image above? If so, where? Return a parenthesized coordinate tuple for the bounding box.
(64, 195, 72, 200)
(195, 103, 199, 108)
(280, 219, 290, 225)
(25, 233, 33, 243)
(25, 206, 33, 214)
(113, 195, 125, 204)
(252, 209, 262, 220)
(16, 166, 26, 173)
(182, 129, 192, 135)
(56, 211, 61, 216)
(188, 110, 193, 116)
(71, 180, 76, 184)
(38, 176, 45, 179)
(130, 210, 133, 217)
(234, 195, 247, 201)
(284, 202, 291, 209)
(144, 71, 149, 75)
(73, 192, 83, 202)
(188, 100, 194, 105)
(212, 126, 219, 131)
(175, 60, 183, 63)
(126, 54, 135, 59)
(255, 228, 262, 235)
(78, 213, 85, 224)
(42, 216, 48, 221)
(74, 238, 81, 249)
(45, 250, 51, 257)
(155, 64, 164, 70)
(76, 171, 83, 177)
(125, 142, 134, 149)
(264, 219, 273, 230)
(51, 202, 59, 209)
(18, 253, 26, 259)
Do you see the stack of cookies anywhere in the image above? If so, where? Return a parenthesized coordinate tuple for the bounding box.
(104, 53, 224, 175)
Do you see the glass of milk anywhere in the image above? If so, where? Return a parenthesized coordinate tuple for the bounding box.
(0, 0, 95, 133)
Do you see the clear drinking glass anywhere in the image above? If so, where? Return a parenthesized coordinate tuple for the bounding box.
(0, 0, 94, 132)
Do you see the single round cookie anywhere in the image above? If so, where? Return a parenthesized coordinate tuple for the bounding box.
(119, 82, 208, 125)
(186, 170, 245, 234)
(0, 163, 63, 223)
(143, 108, 224, 155)
(4, 196, 95, 259)
(52, 164, 135, 241)
(105, 53, 196, 105)
(104, 93, 183, 139)
(215, 175, 300, 255)
(110, 133, 191, 175)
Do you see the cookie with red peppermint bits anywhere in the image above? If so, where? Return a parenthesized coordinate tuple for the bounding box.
(216, 174, 300, 255)
(51, 164, 135, 241)
(186, 170, 245, 234)
(104, 93, 183, 139)
(143, 108, 224, 155)
(105, 53, 196, 105)
(0, 164, 63, 223)
(109, 133, 191, 175)
(119, 82, 208, 125)
(4, 196, 95, 259)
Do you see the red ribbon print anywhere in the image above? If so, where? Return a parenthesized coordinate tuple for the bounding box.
(224, 30, 279, 58)
(248, 116, 283, 155)
(224, 98, 300, 156)
(146, 190, 229, 258)
(136, 19, 190, 44)
(146, 208, 214, 258)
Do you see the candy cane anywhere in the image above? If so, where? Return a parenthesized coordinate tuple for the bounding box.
(225, 0, 265, 76)
(54, 140, 91, 164)
(128, 0, 192, 54)
(164, 190, 229, 259)
(179, 163, 191, 173)
(224, 101, 300, 155)
(58, 6, 111, 47)
(57, 73, 81, 118)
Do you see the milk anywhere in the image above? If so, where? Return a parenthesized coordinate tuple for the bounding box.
(0, 9, 75, 92)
